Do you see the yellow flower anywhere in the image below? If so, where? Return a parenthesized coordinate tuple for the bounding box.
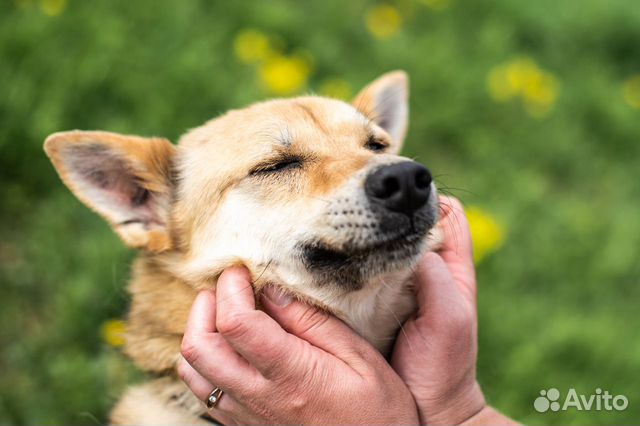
(318, 78, 353, 100)
(487, 57, 559, 118)
(487, 66, 517, 101)
(521, 77, 558, 117)
(466, 206, 505, 263)
(101, 319, 126, 347)
(259, 54, 312, 95)
(233, 29, 276, 64)
(365, 5, 402, 40)
(623, 74, 640, 109)
(40, 0, 66, 16)
(419, 0, 452, 11)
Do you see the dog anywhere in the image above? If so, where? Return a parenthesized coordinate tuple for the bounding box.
(44, 71, 441, 425)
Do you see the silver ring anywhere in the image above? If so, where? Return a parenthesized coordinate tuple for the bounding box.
(206, 387, 224, 409)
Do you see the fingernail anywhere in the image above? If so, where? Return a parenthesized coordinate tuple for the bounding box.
(262, 285, 293, 307)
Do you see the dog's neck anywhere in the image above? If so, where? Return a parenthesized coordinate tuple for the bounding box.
(122, 254, 420, 376)
(330, 271, 418, 354)
(261, 264, 419, 355)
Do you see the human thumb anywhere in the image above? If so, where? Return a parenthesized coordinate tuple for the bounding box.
(260, 285, 371, 361)
(413, 252, 465, 321)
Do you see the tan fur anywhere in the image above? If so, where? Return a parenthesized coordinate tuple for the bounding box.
(170, 96, 394, 256)
(123, 257, 196, 372)
(45, 71, 438, 424)
(110, 378, 209, 426)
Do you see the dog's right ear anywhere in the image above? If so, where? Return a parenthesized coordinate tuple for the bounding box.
(44, 131, 176, 252)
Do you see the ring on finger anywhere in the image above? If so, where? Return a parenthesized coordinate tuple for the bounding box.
(205, 387, 224, 409)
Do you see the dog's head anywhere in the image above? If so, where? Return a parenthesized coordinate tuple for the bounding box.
(45, 71, 438, 320)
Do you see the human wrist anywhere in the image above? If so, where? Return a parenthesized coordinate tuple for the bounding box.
(459, 405, 520, 426)
(418, 380, 486, 426)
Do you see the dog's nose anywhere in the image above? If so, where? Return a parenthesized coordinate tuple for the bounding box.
(365, 162, 432, 215)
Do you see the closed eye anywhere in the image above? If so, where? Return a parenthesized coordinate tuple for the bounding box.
(250, 157, 302, 175)
(364, 135, 388, 152)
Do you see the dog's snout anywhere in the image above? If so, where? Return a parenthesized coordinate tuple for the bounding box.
(365, 162, 432, 215)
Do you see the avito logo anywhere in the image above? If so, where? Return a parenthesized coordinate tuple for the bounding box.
(534, 388, 628, 413)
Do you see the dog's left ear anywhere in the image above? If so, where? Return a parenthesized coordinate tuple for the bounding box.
(44, 131, 176, 252)
(353, 70, 409, 153)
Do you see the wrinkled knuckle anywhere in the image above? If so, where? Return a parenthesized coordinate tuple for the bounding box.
(298, 307, 331, 335)
(217, 312, 249, 339)
(180, 337, 200, 365)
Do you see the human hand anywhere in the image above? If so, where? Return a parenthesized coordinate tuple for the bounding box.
(178, 266, 419, 425)
(391, 196, 487, 425)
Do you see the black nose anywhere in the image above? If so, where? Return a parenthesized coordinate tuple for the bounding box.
(365, 162, 432, 215)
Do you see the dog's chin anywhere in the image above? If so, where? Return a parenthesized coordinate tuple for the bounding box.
(303, 230, 421, 267)
(299, 221, 433, 291)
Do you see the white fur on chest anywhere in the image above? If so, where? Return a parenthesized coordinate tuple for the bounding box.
(274, 260, 419, 354)
(309, 270, 417, 354)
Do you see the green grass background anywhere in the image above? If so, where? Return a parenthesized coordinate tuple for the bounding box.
(1, 0, 639, 424)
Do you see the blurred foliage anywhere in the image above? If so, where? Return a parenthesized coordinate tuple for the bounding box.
(1, 0, 639, 424)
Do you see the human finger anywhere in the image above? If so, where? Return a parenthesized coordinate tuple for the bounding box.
(215, 267, 314, 379)
(181, 289, 258, 389)
(259, 286, 377, 370)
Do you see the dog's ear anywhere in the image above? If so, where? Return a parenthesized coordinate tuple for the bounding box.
(44, 131, 176, 252)
(353, 70, 409, 153)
